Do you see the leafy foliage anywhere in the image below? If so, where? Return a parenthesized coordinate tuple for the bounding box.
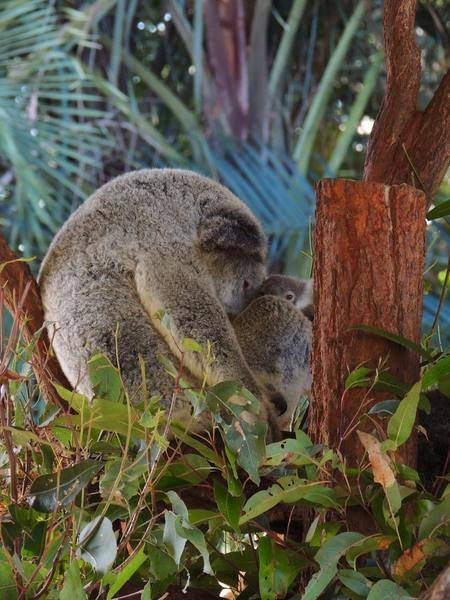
(0, 315, 449, 598)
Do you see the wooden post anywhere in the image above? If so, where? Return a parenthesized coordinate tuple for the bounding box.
(308, 0, 449, 470)
(310, 179, 426, 465)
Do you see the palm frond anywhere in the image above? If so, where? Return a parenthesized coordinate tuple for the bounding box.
(0, 0, 112, 256)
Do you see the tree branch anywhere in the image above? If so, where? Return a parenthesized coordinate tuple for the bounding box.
(0, 236, 70, 412)
(364, 0, 420, 184)
(420, 561, 450, 600)
(364, 0, 449, 200)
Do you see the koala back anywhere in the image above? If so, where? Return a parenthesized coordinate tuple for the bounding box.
(38, 169, 276, 436)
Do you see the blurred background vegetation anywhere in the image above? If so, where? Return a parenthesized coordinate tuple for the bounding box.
(0, 0, 449, 337)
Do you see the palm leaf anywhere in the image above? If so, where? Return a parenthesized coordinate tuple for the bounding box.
(0, 0, 112, 256)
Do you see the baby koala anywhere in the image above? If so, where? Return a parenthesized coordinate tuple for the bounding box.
(256, 274, 313, 320)
(233, 275, 313, 430)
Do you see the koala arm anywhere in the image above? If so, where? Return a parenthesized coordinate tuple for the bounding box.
(135, 259, 259, 393)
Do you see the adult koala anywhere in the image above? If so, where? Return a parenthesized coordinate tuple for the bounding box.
(39, 169, 278, 437)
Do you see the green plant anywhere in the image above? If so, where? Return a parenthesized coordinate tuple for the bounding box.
(0, 290, 449, 599)
(0, 0, 112, 257)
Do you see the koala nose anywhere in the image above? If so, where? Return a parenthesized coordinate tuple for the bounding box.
(270, 392, 288, 416)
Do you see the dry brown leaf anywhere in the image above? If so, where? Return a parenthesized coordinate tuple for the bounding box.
(392, 538, 427, 577)
(357, 430, 395, 488)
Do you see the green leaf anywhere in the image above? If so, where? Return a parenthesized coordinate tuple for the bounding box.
(139, 408, 165, 429)
(77, 516, 117, 574)
(422, 355, 450, 389)
(418, 496, 450, 540)
(351, 325, 434, 360)
(181, 338, 204, 353)
(338, 569, 371, 596)
(345, 366, 372, 390)
(265, 437, 322, 467)
(368, 400, 400, 417)
(141, 581, 152, 600)
(28, 459, 103, 512)
(148, 540, 177, 581)
(426, 199, 450, 220)
(88, 353, 124, 402)
(0, 426, 51, 448)
(0, 549, 18, 600)
(175, 518, 213, 575)
(163, 511, 187, 568)
(241, 478, 338, 524)
(258, 537, 306, 600)
(302, 533, 363, 600)
(104, 548, 147, 600)
(100, 456, 147, 503)
(54, 386, 145, 438)
(170, 424, 222, 466)
(346, 535, 394, 568)
(438, 373, 450, 397)
(166, 491, 213, 575)
(206, 381, 267, 484)
(213, 481, 243, 532)
(60, 561, 87, 600)
(307, 522, 342, 548)
(366, 579, 412, 600)
(387, 382, 421, 448)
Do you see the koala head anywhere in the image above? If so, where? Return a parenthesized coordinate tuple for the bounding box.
(257, 275, 314, 319)
(197, 196, 268, 315)
(205, 252, 266, 315)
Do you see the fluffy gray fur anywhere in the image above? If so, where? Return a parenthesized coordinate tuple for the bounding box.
(233, 293, 312, 430)
(257, 274, 314, 320)
(38, 168, 279, 437)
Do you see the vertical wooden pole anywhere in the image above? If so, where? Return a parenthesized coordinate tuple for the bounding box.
(310, 179, 426, 465)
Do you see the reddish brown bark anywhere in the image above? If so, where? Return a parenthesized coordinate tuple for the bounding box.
(310, 179, 426, 465)
(0, 236, 70, 412)
(420, 561, 450, 600)
(364, 0, 450, 200)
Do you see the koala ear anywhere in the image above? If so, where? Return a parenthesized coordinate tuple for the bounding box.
(198, 208, 266, 258)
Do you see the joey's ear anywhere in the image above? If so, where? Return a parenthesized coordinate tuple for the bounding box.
(197, 207, 267, 258)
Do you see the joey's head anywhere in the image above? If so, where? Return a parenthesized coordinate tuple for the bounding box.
(257, 275, 314, 319)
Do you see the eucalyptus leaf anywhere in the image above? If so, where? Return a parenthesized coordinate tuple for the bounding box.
(346, 535, 394, 568)
(338, 569, 371, 596)
(366, 579, 412, 599)
(418, 496, 450, 540)
(87, 353, 125, 402)
(387, 382, 421, 448)
(163, 511, 187, 568)
(77, 516, 117, 574)
(28, 459, 102, 512)
(302, 533, 363, 600)
(213, 481, 243, 532)
(60, 561, 87, 600)
(206, 381, 267, 483)
(426, 199, 450, 220)
(104, 548, 147, 600)
(241, 478, 338, 524)
(258, 537, 306, 600)
(352, 325, 434, 360)
(368, 399, 400, 417)
(422, 355, 450, 389)
(345, 366, 372, 390)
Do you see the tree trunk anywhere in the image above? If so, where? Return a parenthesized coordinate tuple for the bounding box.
(310, 179, 426, 465)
